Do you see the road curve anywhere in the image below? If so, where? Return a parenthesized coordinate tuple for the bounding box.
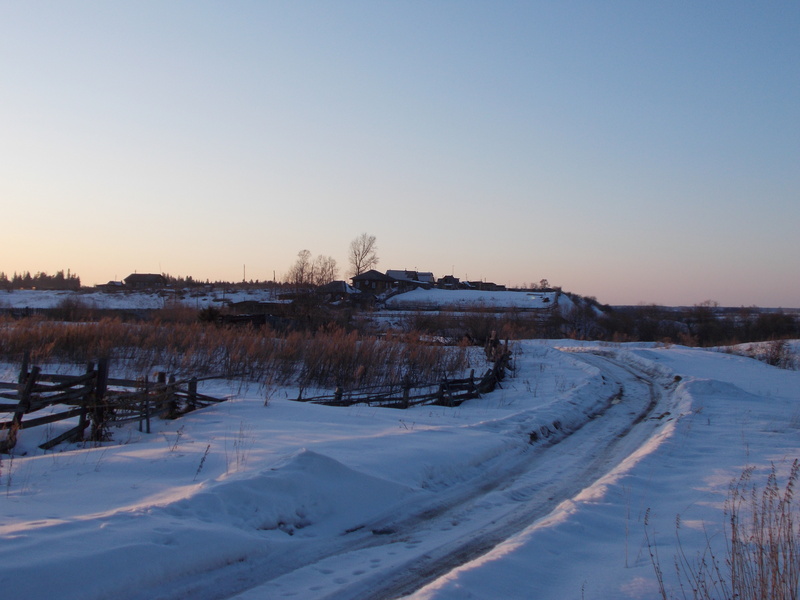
(192, 351, 678, 600)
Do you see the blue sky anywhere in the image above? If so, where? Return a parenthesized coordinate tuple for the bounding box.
(2, 1, 798, 306)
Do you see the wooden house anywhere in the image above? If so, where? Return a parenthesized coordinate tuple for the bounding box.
(124, 274, 166, 289)
(351, 270, 397, 295)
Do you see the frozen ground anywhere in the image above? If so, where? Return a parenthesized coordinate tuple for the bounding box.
(1, 340, 799, 600)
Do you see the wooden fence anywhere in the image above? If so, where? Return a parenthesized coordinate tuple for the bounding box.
(0, 354, 225, 453)
(296, 350, 513, 409)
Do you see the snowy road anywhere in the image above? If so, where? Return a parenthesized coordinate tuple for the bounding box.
(163, 351, 677, 600)
(6, 342, 799, 600)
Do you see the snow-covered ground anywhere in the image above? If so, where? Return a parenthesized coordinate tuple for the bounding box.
(0, 288, 282, 310)
(385, 288, 563, 311)
(2, 340, 799, 599)
(0, 288, 566, 312)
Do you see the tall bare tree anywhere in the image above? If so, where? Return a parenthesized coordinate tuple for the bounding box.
(312, 255, 338, 286)
(287, 249, 312, 286)
(348, 233, 379, 277)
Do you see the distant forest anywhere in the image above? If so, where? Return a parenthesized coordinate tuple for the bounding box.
(0, 270, 81, 291)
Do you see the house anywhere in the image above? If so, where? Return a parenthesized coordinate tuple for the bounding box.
(385, 270, 435, 291)
(96, 280, 125, 292)
(351, 270, 397, 296)
(124, 273, 167, 289)
(437, 275, 461, 289)
(467, 281, 506, 292)
(315, 280, 360, 303)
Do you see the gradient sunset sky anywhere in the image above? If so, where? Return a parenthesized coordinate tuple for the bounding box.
(2, 2, 798, 306)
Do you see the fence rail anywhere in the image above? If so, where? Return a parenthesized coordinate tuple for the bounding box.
(296, 349, 513, 409)
(0, 353, 226, 453)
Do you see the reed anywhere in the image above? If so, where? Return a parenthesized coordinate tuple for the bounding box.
(0, 316, 468, 389)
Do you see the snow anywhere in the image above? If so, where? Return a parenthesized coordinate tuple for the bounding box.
(0, 287, 562, 312)
(0, 288, 283, 310)
(1, 340, 799, 599)
(386, 288, 561, 310)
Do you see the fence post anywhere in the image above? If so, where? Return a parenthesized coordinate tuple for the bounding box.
(436, 382, 446, 405)
(479, 368, 495, 394)
(468, 369, 476, 397)
(167, 374, 178, 418)
(156, 372, 167, 417)
(18, 350, 30, 386)
(188, 378, 198, 411)
(402, 376, 411, 409)
(76, 361, 95, 442)
(90, 358, 109, 442)
(144, 378, 151, 434)
(1, 365, 40, 452)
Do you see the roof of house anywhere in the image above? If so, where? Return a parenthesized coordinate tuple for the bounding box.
(124, 273, 166, 284)
(386, 270, 436, 286)
(316, 280, 359, 295)
(352, 270, 396, 282)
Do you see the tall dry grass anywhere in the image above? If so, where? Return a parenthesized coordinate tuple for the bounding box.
(0, 316, 469, 389)
(648, 460, 800, 600)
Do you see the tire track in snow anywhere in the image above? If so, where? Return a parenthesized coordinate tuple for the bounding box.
(219, 352, 677, 600)
(315, 352, 675, 600)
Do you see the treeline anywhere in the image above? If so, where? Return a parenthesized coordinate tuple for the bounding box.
(596, 301, 798, 346)
(161, 273, 292, 289)
(0, 270, 81, 291)
(403, 296, 799, 348)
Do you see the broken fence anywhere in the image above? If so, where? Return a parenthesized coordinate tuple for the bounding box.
(0, 354, 225, 453)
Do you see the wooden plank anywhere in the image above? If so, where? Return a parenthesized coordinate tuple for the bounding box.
(105, 373, 226, 389)
(33, 371, 96, 392)
(106, 377, 147, 388)
(175, 391, 225, 403)
(39, 423, 85, 450)
(28, 386, 95, 410)
(0, 406, 84, 430)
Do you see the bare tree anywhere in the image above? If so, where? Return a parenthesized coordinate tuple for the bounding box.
(348, 233, 379, 277)
(312, 255, 338, 286)
(287, 249, 312, 286)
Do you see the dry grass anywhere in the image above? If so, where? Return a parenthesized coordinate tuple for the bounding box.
(403, 308, 546, 344)
(648, 460, 800, 599)
(0, 316, 469, 389)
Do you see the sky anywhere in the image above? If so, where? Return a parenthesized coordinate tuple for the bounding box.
(1, 1, 798, 307)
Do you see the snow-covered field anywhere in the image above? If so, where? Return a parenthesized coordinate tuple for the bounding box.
(0, 288, 282, 310)
(385, 289, 563, 310)
(2, 340, 799, 599)
(0, 288, 566, 312)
